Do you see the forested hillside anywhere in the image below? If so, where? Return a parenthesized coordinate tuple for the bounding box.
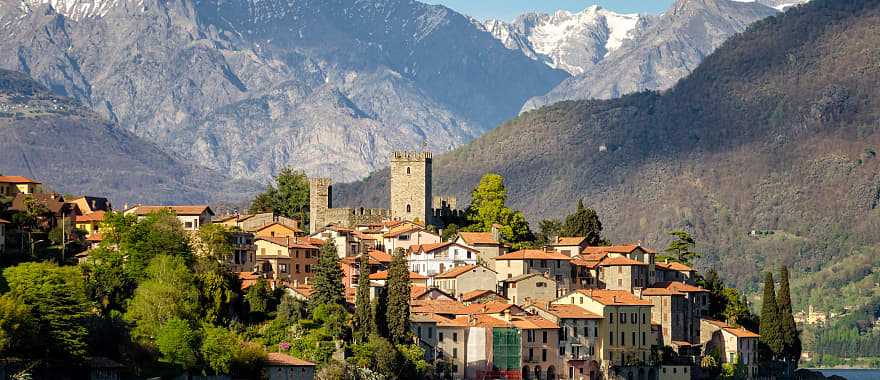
(336, 0, 880, 311)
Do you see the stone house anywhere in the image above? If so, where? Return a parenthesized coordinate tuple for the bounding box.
(254, 237, 319, 286)
(460, 289, 508, 304)
(253, 222, 303, 239)
(228, 231, 257, 273)
(548, 236, 589, 257)
(527, 303, 603, 380)
(700, 319, 760, 379)
(408, 242, 479, 278)
(433, 264, 497, 298)
(598, 256, 650, 292)
(494, 249, 573, 297)
(583, 244, 657, 285)
(642, 282, 709, 356)
(655, 260, 697, 284)
(124, 205, 214, 231)
(383, 226, 440, 254)
(310, 226, 362, 258)
(263, 352, 315, 380)
(570, 257, 601, 290)
(500, 273, 557, 306)
(555, 289, 655, 372)
(0, 175, 41, 196)
(455, 226, 509, 269)
(514, 315, 562, 380)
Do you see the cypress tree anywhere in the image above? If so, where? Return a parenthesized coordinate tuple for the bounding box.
(311, 240, 345, 308)
(760, 272, 783, 361)
(777, 266, 802, 372)
(560, 199, 605, 246)
(386, 247, 411, 344)
(353, 253, 373, 343)
(372, 293, 387, 338)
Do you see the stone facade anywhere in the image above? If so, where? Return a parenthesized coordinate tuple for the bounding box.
(308, 178, 389, 233)
(390, 151, 432, 223)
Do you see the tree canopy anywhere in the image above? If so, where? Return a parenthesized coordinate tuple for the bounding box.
(310, 240, 345, 308)
(560, 199, 608, 246)
(249, 168, 310, 228)
(464, 173, 532, 243)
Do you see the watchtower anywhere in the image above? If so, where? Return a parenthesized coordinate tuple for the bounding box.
(308, 178, 333, 234)
(389, 151, 432, 224)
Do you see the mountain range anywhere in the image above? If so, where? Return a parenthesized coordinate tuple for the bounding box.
(0, 0, 800, 192)
(336, 0, 880, 309)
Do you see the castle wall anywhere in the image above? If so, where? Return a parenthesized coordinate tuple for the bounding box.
(390, 151, 432, 224)
(309, 178, 333, 234)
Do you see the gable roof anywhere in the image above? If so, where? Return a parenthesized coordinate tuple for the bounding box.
(543, 304, 603, 319)
(384, 226, 426, 238)
(10, 193, 68, 214)
(460, 289, 505, 302)
(367, 250, 393, 263)
(575, 289, 653, 306)
(509, 315, 559, 329)
(435, 264, 495, 279)
(411, 286, 453, 300)
(502, 273, 555, 283)
(656, 261, 694, 272)
(458, 232, 500, 245)
(582, 244, 657, 255)
(0, 175, 39, 184)
(74, 211, 106, 223)
(644, 281, 709, 295)
(570, 257, 601, 269)
(549, 237, 587, 246)
(254, 222, 303, 234)
(369, 270, 428, 280)
(495, 249, 571, 261)
(598, 256, 648, 266)
(703, 319, 760, 338)
(255, 236, 319, 250)
(265, 352, 315, 366)
(129, 205, 214, 216)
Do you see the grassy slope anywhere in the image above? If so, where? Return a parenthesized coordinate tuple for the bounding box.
(336, 0, 880, 309)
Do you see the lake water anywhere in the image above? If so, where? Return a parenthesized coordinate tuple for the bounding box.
(811, 368, 880, 380)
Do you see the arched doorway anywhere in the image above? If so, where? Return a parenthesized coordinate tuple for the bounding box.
(534, 365, 542, 380)
(546, 366, 556, 380)
(522, 366, 531, 380)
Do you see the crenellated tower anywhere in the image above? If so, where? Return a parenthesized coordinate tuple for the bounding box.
(390, 151, 432, 224)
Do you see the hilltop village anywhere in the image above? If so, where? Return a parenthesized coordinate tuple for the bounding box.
(0, 152, 765, 380)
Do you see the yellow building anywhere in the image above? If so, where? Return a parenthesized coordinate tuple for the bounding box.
(494, 249, 573, 297)
(0, 176, 41, 196)
(253, 222, 303, 238)
(74, 211, 106, 236)
(554, 289, 655, 371)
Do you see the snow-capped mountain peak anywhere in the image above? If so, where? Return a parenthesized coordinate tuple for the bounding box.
(18, 0, 125, 20)
(481, 6, 645, 75)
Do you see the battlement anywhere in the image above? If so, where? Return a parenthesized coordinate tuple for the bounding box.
(391, 151, 432, 161)
(308, 177, 333, 187)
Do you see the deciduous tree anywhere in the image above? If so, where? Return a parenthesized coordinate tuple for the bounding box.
(464, 173, 532, 243)
(125, 255, 200, 341)
(249, 168, 310, 228)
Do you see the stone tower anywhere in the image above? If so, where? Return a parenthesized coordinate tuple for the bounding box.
(309, 178, 333, 234)
(390, 151, 432, 224)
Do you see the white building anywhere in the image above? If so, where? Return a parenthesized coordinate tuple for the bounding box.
(407, 241, 479, 278)
(383, 225, 440, 254)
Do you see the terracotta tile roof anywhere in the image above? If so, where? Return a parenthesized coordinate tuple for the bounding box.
(598, 256, 648, 266)
(368, 250, 393, 263)
(575, 289, 653, 306)
(425, 314, 470, 327)
(383, 226, 425, 238)
(410, 313, 439, 323)
(463, 301, 521, 315)
(579, 252, 608, 261)
(265, 352, 315, 366)
(704, 319, 760, 338)
(0, 218, 9, 224)
(582, 244, 655, 255)
(549, 237, 587, 246)
(411, 286, 431, 299)
(129, 205, 213, 216)
(460, 289, 505, 302)
(471, 314, 510, 328)
(256, 236, 319, 250)
(646, 281, 709, 295)
(409, 241, 453, 253)
(369, 270, 428, 280)
(0, 175, 40, 184)
(655, 261, 694, 272)
(458, 232, 500, 245)
(502, 273, 552, 283)
(340, 255, 380, 266)
(74, 211, 106, 223)
(238, 272, 262, 281)
(289, 285, 315, 298)
(86, 232, 103, 242)
(254, 222, 303, 233)
(543, 304, 603, 319)
(570, 258, 600, 269)
(411, 300, 470, 315)
(510, 315, 559, 329)
(495, 249, 571, 261)
(435, 264, 494, 279)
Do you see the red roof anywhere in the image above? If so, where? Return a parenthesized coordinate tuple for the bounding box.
(368, 270, 428, 280)
(128, 205, 213, 216)
(463, 301, 522, 315)
(458, 232, 500, 245)
(704, 319, 760, 338)
(368, 250, 393, 263)
(544, 304, 603, 319)
(598, 256, 648, 266)
(460, 289, 505, 302)
(383, 226, 425, 238)
(582, 244, 656, 255)
(435, 264, 495, 279)
(256, 236, 319, 250)
(510, 315, 559, 329)
(570, 258, 601, 269)
(575, 289, 653, 306)
(495, 249, 571, 261)
(549, 237, 587, 246)
(74, 211, 106, 223)
(254, 222, 303, 233)
(644, 281, 708, 295)
(656, 261, 694, 272)
(265, 352, 315, 366)
(0, 175, 40, 184)
(86, 232, 103, 242)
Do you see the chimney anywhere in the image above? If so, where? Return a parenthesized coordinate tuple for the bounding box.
(491, 224, 501, 243)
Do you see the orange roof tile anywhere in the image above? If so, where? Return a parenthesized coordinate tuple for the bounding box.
(460, 289, 505, 302)
(495, 249, 571, 261)
(655, 261, 694, 272)
(74, 211, 106, 223)
(369, 270, 428, 280)
(384, 226, 426, 238)
(544, 304, 603, 319)
(578, 252, 608, 261)
(256, 236, 319, 250)
(0, 175, 40, 184)
(254, 222, 303, 233)
(86, 232, 103, 242)
(435, 264, 494, 279)
(570, 258, 601, 269)
(471, 314, 510, 328)
(463, 301, 522, 315)
(575, 289, 653, 306)
(129, 205, 213, 216)
(510, 315, 559, 329)
(411, 300, 470, 315)
(646, 281, 709, 295)
(265, 353, 315, 366)
(704, 319, 760, 338)
(409, 242, 453, 253)
(550, 237, 587, 246)
(368, 250, 393, 263)
(458, 232, 500, 245)
(598, 256, 648, 266)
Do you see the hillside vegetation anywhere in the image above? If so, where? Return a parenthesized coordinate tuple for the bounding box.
(336, 0, 880, 311)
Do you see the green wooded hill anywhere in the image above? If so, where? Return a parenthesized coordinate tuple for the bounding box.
(336, 0, 880, 311)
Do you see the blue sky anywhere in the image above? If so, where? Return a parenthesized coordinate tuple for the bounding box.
(424, 0, 676, 21)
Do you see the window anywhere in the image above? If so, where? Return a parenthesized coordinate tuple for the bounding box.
(428, 327, 433, 338)
(618, 279, 623, 287)
(609, 313, 614, 323)
(453, 348, 458, 358)
(609, 331, 614, 346)
(305, 264, 311, 273)
(406, 166, 411, 175)
(618, 266, 622, 273)
(632, 332, 636, 347)
(621, 313, 626, 324)
(406, 204, 411, 213)
(631, 313, 637, 324)
(594, 327, 598, 337)
(560, 346, 566, 356)
(418, 327, 422, 336)
(261, 248, 266, 255)
(467, 252, 472, 259)
(453, 333, 458, 342)
(620, 332, 625, 346)
(542, 331, 547, 343)
(279, 264, 288, 273)
(642, 313, 647, 324)
(579, 297, 584, 304)
(295, 264, 300, 273)
(528, 348, 534, 361)
(439, 332, 444, 342)
(542, 349, 547, 362)
(185, 221, 193, 229)
(583, 326, 589, 337)
(642, 332, 646, 346)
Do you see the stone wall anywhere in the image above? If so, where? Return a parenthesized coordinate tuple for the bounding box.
(309, 178, 333, 234)
(390, 151, 432, 223)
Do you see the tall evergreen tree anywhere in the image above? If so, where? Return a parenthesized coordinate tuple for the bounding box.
(777, 266, 802, 372)
(371, 294, 387, 338)
(311, 240, 345, 308)
(353, 254, 373, 343)
(560, 200, 607, 246)
(760, 272, 783, 361)
(665, 230, 701, 264)
(386, 248, 411, 344)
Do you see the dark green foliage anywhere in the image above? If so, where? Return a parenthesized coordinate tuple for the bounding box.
(125, 255, 200, 341)
(2, 262, 93, 364)
(82, 247, 134, 315)
(195, 258, 238, 325)
(760, 272, 783, 361)
(560, 200, 608, 246)
(664, 230, 700, 264)
(371, 294, 387, 338)
(698, 269, 759, 332)
(441, 223, 460, 242)
(777, 266, 801, 369)
(386, 248, 411, 344)
(0, 295, 35, 357)
(536, 219, 562, 245)
(276, 294, 307, 324)
(245, 279, 272, 317)
(810, 297, 880, 361)
(311, 240, 345, 308)
(352, 254, 373, 344)
(112, 210, 193, 282)
(248, 168, 310, 228)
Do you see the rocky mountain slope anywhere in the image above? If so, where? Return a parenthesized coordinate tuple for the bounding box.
(520, 0, 784, 111)
(0, 69, 257, 204)
(0, 0, 567, 183)
(336, 0, 880, 308)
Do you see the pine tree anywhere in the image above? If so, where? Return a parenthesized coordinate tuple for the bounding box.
(353, 254, 373, 343)
(311, 240, 345, 308)
(386, 247, 411, 344)
(777, 266, 802, 373)
(760, 272, 783, 361)
(560, 199, 606, 246)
